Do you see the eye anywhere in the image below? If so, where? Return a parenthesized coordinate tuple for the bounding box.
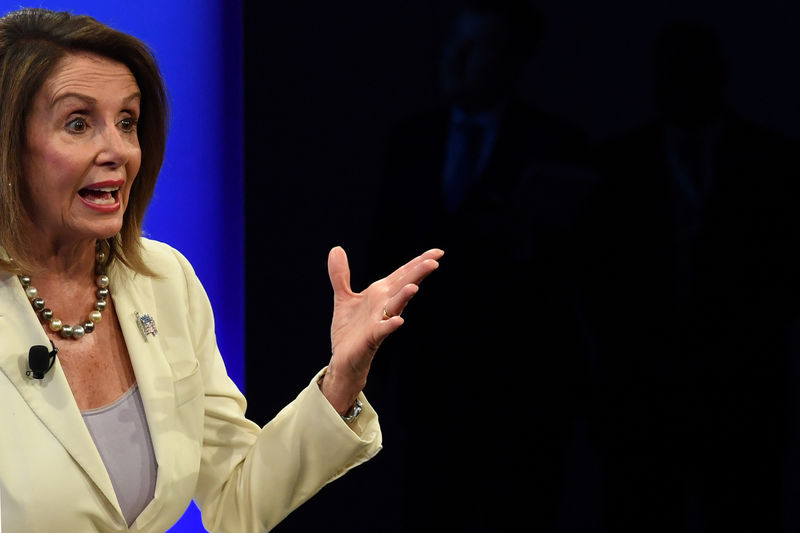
(118, 117, 138, 134)
(66, 117, 87, 133)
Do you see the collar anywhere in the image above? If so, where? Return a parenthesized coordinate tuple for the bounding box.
(450, 104, 504, 129)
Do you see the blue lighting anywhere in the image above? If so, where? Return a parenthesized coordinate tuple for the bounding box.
(8, 1, 244, 530)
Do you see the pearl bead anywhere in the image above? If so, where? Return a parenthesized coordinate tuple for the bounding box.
(22, 247, 109, 341)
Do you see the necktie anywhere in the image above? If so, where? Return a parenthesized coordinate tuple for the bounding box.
(679, 137, 705, 194)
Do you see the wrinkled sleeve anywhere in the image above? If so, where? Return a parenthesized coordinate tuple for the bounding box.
(169, 248, 382, 533)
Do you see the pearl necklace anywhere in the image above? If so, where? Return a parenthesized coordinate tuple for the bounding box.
(19, 244, 110, 340)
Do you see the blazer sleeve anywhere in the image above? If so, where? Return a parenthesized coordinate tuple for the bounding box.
(165, 247, 382, 533)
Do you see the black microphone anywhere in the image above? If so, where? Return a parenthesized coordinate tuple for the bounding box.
(27, 342, 58, 379)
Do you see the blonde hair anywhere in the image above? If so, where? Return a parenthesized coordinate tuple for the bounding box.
(0, 7, 169, 275)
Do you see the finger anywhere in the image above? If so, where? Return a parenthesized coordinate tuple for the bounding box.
(375, 314, 405, 343)
(386, 257, 440, 294)
(384, 248, 444, 286)
(327, 246, 353, 296)
(420, 247, 445, 261)
(382, 283, 419, 319)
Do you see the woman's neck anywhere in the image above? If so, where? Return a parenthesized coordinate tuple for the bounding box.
(26, 238, 98, 281)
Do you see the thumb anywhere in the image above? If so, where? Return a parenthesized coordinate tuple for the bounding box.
(327, 245, 352, 296)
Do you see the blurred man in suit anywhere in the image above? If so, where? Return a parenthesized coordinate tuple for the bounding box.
(584, 19, 800, 532)
(368, 1, 596, 530)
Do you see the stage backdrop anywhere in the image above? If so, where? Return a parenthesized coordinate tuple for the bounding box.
(1, 1, 245, 531)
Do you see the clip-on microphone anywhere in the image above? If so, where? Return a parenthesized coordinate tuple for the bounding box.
(27, 341, 58, 379)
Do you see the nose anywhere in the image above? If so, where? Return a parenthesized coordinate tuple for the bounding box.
(94, 123, 133, 169)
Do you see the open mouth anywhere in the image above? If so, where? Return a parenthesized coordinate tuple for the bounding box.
(78, 185, 120, 206)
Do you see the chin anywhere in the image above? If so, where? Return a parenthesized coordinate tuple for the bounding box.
(82, 219, 125, 241)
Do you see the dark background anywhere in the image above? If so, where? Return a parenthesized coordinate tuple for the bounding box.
(243, 1, 800, 531)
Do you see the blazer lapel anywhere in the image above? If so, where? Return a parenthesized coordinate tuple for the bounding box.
(109, 264, 176, 525)
(0, 269, 121, 516)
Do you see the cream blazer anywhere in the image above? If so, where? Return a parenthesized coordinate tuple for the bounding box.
(0, 238, 382, 532)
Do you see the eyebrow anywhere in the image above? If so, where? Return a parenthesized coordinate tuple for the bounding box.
(50, 91, 142, 107)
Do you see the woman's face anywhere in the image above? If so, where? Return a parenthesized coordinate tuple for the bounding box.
(22, 52, 142, 247)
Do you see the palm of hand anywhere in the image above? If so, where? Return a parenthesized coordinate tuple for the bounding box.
(322, 246, 443, 411)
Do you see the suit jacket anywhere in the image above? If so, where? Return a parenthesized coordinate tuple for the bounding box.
(366, 100, 595, 530)
(0, 238, 381, 532)
(580, 110, 800, 531)
(372, 99, 589, 266)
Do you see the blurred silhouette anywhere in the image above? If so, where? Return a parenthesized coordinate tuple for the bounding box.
(367, 0, 596, 530)
(582, 19, 800, 532)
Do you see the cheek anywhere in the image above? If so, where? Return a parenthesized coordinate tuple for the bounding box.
(24, 147, 83, 200)
(122, 149, 142, 202)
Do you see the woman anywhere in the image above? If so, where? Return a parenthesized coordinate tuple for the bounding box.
(0, 7, 442, 532)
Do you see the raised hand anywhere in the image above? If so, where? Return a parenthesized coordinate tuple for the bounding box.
(321, 246, 444, 414)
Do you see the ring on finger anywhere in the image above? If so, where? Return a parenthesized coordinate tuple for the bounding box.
(382, 306, 392, 319)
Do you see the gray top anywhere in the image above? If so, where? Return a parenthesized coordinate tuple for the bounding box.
(82, 383, 157, 527)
